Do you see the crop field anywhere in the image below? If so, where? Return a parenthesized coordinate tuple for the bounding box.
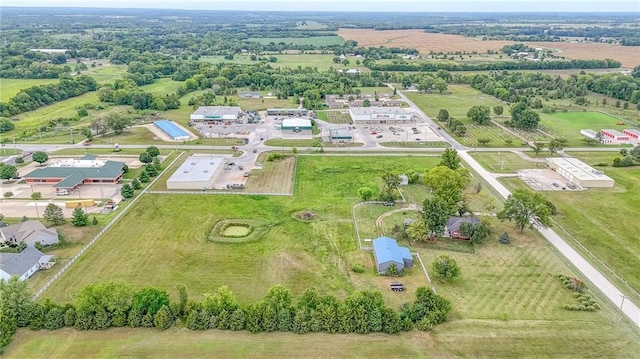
(338, 29, 512, 54)
(539, 111, 632, 146)
(247, 36, 345, 46)
(338, 28, 640, 68)
(501, 151, 640, 304)
(245, 156, 297, 194)
(316, 110, 352, 124)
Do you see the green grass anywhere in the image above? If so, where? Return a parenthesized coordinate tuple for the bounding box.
(247, 36, 344, 46)
(238, 97, 294, 111)
(139, 78, 184, 95)
(316, 110, 352, 124)
(539, 111, 631, 147)
(0, 78, 59, 101)
(501, 151, 640, 303)
(83, 64, 128, 84)
(201, 54, 342, 71)
(470, 151, 548, 173)
(406, 86, 533, 148)
(16, 154, 640, 357)
(264, 138, 322, 147)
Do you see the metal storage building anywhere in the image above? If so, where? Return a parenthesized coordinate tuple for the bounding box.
(190, 106, 242, 121)
(154, 120, 191, 141)
(546, 157, 614, 188)
(372, 236, 413, 274)
(166, 155, 225, 190)
(281, 118, 313, 135)
(349, 107, 413, 124)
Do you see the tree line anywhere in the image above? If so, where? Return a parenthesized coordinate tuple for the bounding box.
(367, 58, 621, 73)
(0, 75, 98, 117)
(0, 277, 452, 354)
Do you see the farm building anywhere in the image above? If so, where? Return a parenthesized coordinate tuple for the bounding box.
(325, 128, 353, 144)
(166, 155, 225, 190)
(601, 129, 631, 144)
(281, 118, 313, 135)
(372, 236, 413, 274)
(349, 107, 413, 124)
(546, 157, 614, 188)
(267, 108, 309, 117)
(190, 106, 242, 122)
(154, 120, 191, 141)
(0, 247, 55, 281)
(623, 129, 640, 143)
(446, 217, 480, 240)
(238, 91, 261, 99)
(0, 221, 59, 247)
(24, 155, 125, 192)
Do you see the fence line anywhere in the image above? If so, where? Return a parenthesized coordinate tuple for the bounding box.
(145, 190, 292, 196)
(33, 152, 186, 299)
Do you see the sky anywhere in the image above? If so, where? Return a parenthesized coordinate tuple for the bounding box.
(1, 0, 638, 12)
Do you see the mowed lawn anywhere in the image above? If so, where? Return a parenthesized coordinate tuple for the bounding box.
(502, 151, 640, 303)
(540, 111, 629, 146)
(470, 151, 548, 173)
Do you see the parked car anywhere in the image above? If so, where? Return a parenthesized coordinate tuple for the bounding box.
(390, 282, 405, 292)
(376, 134, 383, 138)
(552, 182, 560, 188)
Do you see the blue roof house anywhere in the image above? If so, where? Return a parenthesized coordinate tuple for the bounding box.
(372, 236, 413, 274)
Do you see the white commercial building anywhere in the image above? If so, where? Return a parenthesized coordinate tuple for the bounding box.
(349, 107, 413, 124)
(166, 155, 225, 190)
(546, 157, 614, 188)
(190, 106, 242, 121)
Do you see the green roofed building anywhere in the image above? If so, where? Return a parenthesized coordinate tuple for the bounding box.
(24, 156, 125, 192)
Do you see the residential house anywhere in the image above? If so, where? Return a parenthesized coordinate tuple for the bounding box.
(0, 220, 59, 247)
(0, 247, 55, 281)
(446, 216, 480, 239)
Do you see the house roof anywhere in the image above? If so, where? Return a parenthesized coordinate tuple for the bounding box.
(372, 236, 407, 265)
(447, 216, 480, 232)
(0, 220, 58, 246)
(0, 246, 47, 278)
(24, 160, 125, 182)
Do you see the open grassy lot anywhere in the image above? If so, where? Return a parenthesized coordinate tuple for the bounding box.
(237, 97, 294, 111)
(379, 141, 450, 148)
(316, 110, 352, 124)
(539, 111, 630, 147)
(406, 86, 533, 148)
(470, 151, 547, 173)
(501, 151, 640, 303)
(140, 78, 184, 95)
(247, 36, 344, 46)
(201, 54, 340, 71)
(83, 64, 128, 83)
(246, 156, 297, 194)
(0, 78, 59, 101)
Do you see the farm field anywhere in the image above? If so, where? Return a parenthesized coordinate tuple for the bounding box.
(247, 36, 344, 46)
(7, 155, 639, 356)
(500, 151, 640, 304)
(338, 28, 640, 68)
(406, 86, 541, 147)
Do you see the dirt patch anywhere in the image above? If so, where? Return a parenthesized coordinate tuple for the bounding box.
(338, 29, 639, 68)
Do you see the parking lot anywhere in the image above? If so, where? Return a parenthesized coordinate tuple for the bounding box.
(517, 169, 583, 191)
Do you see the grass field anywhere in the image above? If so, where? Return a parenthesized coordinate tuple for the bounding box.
(6, 154, 639, 356)
(237, 97, 294, 111)
(140, 78, 184, 95)
(316, 110, 352, 124)
(0, 78, 59, 101)
(201, 54, 342, 71)
(246, 156, 297, 194)
(81, 64, 128, 83)
(406, 86, 535, 147)
(539, 111, 631, 147)
(470, 151, 548, 173)
(247, 36, 344, 46)
(501, 151, 640, 304)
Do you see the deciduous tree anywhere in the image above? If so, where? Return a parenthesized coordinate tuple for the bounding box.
(438, 148, 461, 170)
(497, 189, 552, 232)
(357, 187, 373, 201)
(467, 105, 491, 125)
(32, 151, 49, 164)
(43, 203, 65, 225)
(422, 196, 450, 237)
(432, 255, 460, 281)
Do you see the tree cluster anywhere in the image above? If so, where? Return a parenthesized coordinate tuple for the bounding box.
(497, 189, 554, 232)
(0, 278, 453, 353)
(368, 59, 621, 73)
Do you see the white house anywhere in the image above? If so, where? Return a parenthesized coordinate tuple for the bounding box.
(0, 247, 55, 281)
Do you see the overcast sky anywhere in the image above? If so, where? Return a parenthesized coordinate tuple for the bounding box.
(1, 0, 638, 12)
